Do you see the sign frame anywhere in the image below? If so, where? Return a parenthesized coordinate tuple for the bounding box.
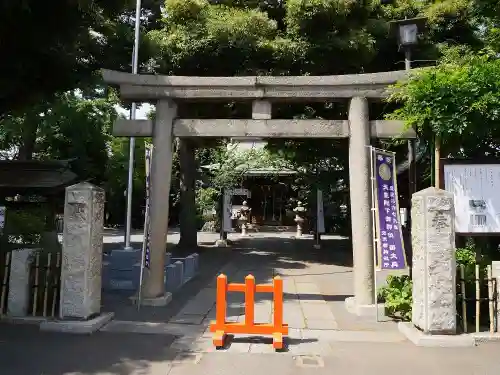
(440, 158, 500, 236)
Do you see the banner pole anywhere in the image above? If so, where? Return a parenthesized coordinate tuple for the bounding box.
(368, 145, 379, 322)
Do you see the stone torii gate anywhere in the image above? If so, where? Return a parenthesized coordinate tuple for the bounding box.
(102, 69, 413, 314)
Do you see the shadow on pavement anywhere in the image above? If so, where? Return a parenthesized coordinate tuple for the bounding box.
(0, 323, 179, 375)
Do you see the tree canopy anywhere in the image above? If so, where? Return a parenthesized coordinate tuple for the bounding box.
(2, 0, 500, 232)
(387, 47, 500, 159)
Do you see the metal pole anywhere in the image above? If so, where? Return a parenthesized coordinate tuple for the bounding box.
(368, 146, 379, 322)
(124, 0, 142, 249)
(405, 48, 416, 212)
(405, 48, 415, 279)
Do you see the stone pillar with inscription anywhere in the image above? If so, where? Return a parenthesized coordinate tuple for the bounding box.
(60, 182, 105, 320)
(411, 187, 456, 334)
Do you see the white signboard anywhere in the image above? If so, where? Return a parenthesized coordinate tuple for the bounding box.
(317, 189, 325, 233)
(444, 164, 500, 233)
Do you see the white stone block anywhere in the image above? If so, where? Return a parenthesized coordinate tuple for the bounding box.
(60, 182, 105, 320)
(252, 100, 272, 120)
(175, 260, 184, 286)
(411, 187, 456, 334)
(7, 249, 36, 316)
(192, 253, 199, 272)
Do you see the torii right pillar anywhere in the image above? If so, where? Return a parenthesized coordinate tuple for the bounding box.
(345, 96, 378, 316)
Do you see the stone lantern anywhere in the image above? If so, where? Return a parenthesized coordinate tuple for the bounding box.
(293, 201, 306, 237)
(238, 201, 251, 236)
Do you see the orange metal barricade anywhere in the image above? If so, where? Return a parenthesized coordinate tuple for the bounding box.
(209, 274, 289, 350)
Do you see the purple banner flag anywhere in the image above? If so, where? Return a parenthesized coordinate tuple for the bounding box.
(372, 148, 407, 270)
(143, 146, 152, 269)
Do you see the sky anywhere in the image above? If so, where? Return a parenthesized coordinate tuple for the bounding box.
(114, 102, 153, 120)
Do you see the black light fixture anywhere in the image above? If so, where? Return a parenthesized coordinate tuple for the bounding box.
(389, 17, 427, 50)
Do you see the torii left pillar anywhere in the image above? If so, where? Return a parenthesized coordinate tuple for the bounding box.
(141, 99, 177, 305)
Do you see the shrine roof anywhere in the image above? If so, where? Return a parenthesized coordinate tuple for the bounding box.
(0, 159, 78, 194)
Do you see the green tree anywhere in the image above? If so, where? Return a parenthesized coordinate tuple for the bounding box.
(0, 1, 128, 115)
(0, 90, 117, 181)
(386, 47, 500, 159)
(143, 0, 496, 235)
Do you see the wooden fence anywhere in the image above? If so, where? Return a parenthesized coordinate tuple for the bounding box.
(457, 264, 498, 333)
(0, 250, 61, 318)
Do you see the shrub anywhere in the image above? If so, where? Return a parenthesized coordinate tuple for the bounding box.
(378, 275, 412, 321)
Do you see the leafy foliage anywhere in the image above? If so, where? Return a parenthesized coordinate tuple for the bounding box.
(206, 145, 288, 191)
(387, 47, 500, 159)
(378, 274, 413, 321)
(0, 90, 117, 183)
(3, 0, 500, 235)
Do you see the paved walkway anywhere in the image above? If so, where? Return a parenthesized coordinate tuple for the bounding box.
(163, 232, 405, 354)
(102, 231, 409, 356)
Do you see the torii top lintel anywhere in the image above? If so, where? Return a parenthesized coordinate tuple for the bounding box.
(101, 69, 408, 102)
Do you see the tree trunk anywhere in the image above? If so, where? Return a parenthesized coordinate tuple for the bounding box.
(178, 138, 198, 249)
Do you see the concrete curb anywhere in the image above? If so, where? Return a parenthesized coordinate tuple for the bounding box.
(471, 332, 500, 343)
(101, 320, 205, 336)
(398, 322, 476, 347)
(39, 312, 115, 334)
(0, 316, 48, 325)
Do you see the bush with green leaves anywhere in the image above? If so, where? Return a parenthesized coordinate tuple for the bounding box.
(378, 275, 412, 321)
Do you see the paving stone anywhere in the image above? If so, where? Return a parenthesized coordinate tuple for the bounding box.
(227, 293, 246, 304)
(300, 302, 336, 320)
(287, 341, 333, 356)
(201, 317, 213, 326)
(295, 282, 322, 295)
(294, 355, 325, 368)
(282, 279, 296, 293)
(170, 336, 197, 351)
(228, 314, 245, 323)
(254, 303, 272, 323)
(248, 343, 278, 354)
(283, 307, 306, 329)
(287, 328, 303, 339)
(170, 314, 206, 325)
(305, 319, 338, 330)
(205, 308, 216, 319)
(178, 289, 216, 315)
(189, 337, 216, 352)
(172, 352, 204, 364)
(225, 341, 251, 353)
(286, 320, 306, 329)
